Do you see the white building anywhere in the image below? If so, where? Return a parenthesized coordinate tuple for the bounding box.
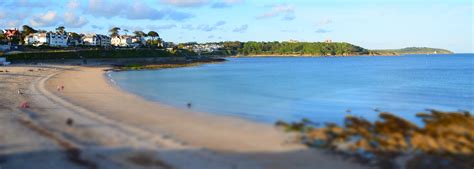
(82, 34, 110, 47)
(111, 35, 133, 47)
(98, 35, 111, 47)
(24, 32, 68, 47)
(186, 43, 223, 53)
(24, 33, 49, 46)
(49, 33, 68, 47)
(131, 36, 146, 46)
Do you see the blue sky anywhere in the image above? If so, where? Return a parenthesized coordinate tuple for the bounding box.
(0, 0, 472, 52)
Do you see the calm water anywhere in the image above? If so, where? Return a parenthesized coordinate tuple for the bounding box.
(110, 54, 474, 124)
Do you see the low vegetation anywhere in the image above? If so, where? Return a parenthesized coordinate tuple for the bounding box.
(277, 109, 474, 169)
(114, 58, 226, 71)
(4, 49, 194, 61)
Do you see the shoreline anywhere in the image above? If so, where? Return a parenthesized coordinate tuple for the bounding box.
(228, 53, 454, 57)
(44, 65, 370, 168)
(46, 66, 298, 152)
(0, 63, 370, 169)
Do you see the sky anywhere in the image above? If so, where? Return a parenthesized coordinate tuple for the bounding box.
(0, 0, 472, 52)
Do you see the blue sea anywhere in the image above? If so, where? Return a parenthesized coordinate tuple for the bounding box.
(109, 54, 474, 125)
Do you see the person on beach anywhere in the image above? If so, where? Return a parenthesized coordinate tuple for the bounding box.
(18, 89, 23, 95)
(61, 85, 64, 91)
(57, 86, 61, 92)
(187, 102, 192, 109)
(19, 101, 29, 108)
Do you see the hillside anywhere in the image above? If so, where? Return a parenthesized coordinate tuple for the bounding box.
(218, 41, 370, 56)
(216, 42, 453, 57)
(370, 47, 453, 55)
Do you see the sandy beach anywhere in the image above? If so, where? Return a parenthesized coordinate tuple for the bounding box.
(0, 64, 371, 169)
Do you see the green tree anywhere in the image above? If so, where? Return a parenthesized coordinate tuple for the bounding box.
(109, 27, 121, 37)
(21, 25, 38, 44)
(133, 31, 146, 37)
(21, 25, 38, 36)
(55, 26, 66, 35)
(239, 41, 368, 56)
(147, 31, 159, 41)
(69, 32, 81, 39)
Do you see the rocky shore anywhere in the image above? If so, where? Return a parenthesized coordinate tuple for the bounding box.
(277, 110, 474, 169)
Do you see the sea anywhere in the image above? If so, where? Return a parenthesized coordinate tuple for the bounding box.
(109, 54, 474, 125)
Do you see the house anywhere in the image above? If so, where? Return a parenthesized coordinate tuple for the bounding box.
(24, 32, 68, 47)
(111, 35, 133, 47)
(97, 34, 111, 47)
(67, 32, 83, 46)
(185, 43, 223, 53)
(24, 33, 48, 46)
(68, 38, 83, 46)
(3, 29, 20, 41)
(49, 33, 68, 47)
(82, 34, 98, 46)
(82, 34, 110, 47)
(131, 36, 146, 46)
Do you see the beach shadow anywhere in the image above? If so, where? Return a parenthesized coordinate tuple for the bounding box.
(0, 73, 42, 77)
(0, 146, 363, 169)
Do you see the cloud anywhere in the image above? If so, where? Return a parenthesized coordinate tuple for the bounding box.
(282, 14, 295, 21)
(126, 1, 167, 20)
(208, 35, 214, 39)
(120, 25, 145, 32)
(184, 21, 226, 31)
(315, 29, 331, 34)
(211, 0, 244, 8)
(67, 0, 80, 9)
(91, 25, 103, 29)
(0, 11, 5, 19)
(215, 20, 226, 26)
(147, 24, 177, 30)
(162, 8, 194, 21)
(181, 24, 195, 30)
(1, 20, 22, 28)
(257, 4, 295, 20)
(160, 0, 209, 7)
(86, 0, 124, 18)
(232, 24, 248, 33)
(281, 29, 297, 33)
(30, 10, 60, 27)
(316, 18, 332, 27)
(6, 0, 51, 8)
(64, 12, 89, 28)
(196, 25, 215, 31)
(85, 0, 193, 21)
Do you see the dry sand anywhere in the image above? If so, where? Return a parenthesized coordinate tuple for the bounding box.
(0, 64, 372, 169)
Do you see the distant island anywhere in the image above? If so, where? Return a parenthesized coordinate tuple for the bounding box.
(370, 47, 453, 55)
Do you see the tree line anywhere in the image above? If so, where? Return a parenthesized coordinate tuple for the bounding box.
(217, 41, 370, 56)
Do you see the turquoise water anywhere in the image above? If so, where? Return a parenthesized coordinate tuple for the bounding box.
(110, 54, 474, 124)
